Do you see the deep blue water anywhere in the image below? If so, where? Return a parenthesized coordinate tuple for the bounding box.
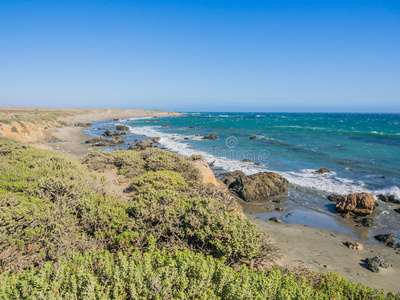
(87, 113, 400, 239)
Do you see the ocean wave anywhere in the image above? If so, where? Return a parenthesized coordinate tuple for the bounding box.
(124, 122, 400, 198)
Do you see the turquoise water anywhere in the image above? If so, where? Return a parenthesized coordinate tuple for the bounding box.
(88, 113, 400, 239)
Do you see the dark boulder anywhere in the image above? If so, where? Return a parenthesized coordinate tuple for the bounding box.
(250, 135, 258, 139)
(242, 159, 252, 163)
(374, 233, 399, 249)
(365, 257, 390, 273)
(116, 125, 129, 131)
(328, 194, 342, 202)
(394, 208, 400, 214)
(316, 168, 330, 174)
(378, 194, 400, 204)
(361, 218, 373, 227)
(103, 130, 122, 137)
(220, 171, 246, 187)
(229, 171, 289, 202)
(189, 126, 195, 129)
(203, 133, 218, 140)
(153, 137, 161, 143)
(334, 193, 375, 216)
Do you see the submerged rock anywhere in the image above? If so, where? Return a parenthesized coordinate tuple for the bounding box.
(334, 193, 375, 216)
(378, 194, 400, 204)
(250, 135, 258, 139)
(316, 168, 330, 174)
(203, 133, 218, 140)
(365, 256, 390, 273)
(228, 171, 288, 202)
(116, 125, 129, 131)
(242, 159, 252, 163)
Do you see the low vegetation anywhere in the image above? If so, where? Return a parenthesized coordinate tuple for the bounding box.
(0, 136, 398, 299)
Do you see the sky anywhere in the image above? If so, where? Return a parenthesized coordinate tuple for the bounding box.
(0, 0, 399, 112)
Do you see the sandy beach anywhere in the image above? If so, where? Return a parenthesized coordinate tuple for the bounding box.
(41, 111, 400, 294)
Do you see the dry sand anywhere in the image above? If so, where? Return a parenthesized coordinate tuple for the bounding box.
(46, 108, 178, 157)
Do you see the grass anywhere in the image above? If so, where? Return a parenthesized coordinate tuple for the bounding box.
(0, 136, 398, 299)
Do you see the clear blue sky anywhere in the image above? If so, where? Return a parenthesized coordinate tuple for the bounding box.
(1, 0, 399, 112)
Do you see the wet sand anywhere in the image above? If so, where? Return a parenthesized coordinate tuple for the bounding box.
(248, 214, 400, 293)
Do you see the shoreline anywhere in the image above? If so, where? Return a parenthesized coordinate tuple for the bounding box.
(14, 111, 400, 293)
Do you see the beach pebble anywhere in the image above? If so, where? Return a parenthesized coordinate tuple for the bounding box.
(269, 217, 282, 223)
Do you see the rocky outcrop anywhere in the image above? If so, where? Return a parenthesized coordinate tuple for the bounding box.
(316, 168, 330, 174)
(103, 130, 126, 137)
(334, 193, 375, 216)
(203, 133, 218, 140)
(85, 136, 124, 146)
(395, 208, 400, 214)
(153, 137, 161, 143)
(116, 125, 129, 131)
(223, 171, 288, 202)
(221, 171, 245, 187)
(128, 139, 153, 150)
(365, 257, 391, 273)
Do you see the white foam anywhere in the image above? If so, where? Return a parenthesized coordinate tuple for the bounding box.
(126, 124, 400, 197)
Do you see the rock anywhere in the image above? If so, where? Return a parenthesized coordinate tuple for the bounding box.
(250, 135, 258, 139)
(189, 126, 194, 129)
(113, 118, 120, 121)
(203, 133, 218, 140)
(394, 208, 400, 214)
(85, 137, 106, 144)
(344, 241, 364, 251)
(184, 137, 189, 140)
(378, 194, 400, 204)
(360, 218, 373, 227)
(269, 217, 282, 223)
(134, 139, 138, 143)
(116, 125, 129, 131)
(192, 159, 220, 186)
(316, 168, 330, 174)
(221, 171, 246, 187)
(74, 122, 92, 127)
(365, 257, 390, 273)
(103, 130, 123, 137)
(328, 194, 342, 202)
(242, 159, 252, 163)
(381, 176, 387, 179)
(153, 137, 161, 143)
(334, 193, 375, 216)
(275, 207, 285, 212)
(109, 137, 124, 144)
(195, 134, 203, 137)
(162, 124, 171, 127)
(128, 139, 154, 150)
(374, 233, 398, 249)
(229, 171, 289, 202)
(255, 163, 262, 166)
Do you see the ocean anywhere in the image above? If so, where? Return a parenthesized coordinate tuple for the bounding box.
(87, 113, 400, 240)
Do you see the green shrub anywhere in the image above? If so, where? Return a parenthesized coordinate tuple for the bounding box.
(0, 247, 397, 300)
